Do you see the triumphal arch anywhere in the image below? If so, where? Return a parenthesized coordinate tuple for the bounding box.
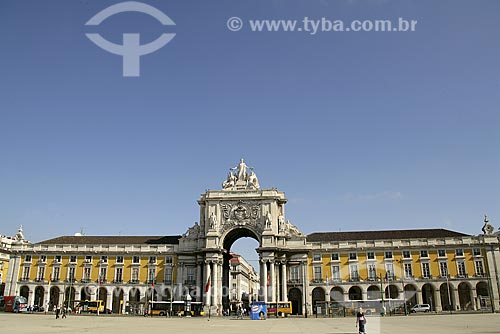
(178, 159, 309, 312)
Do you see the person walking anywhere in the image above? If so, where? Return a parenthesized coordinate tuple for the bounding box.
(55, 305, 61, 319)
(356, 307, 367, 334)
(62, 306, 67, 319)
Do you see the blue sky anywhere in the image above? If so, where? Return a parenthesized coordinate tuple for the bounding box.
(1, 0, 499, 265)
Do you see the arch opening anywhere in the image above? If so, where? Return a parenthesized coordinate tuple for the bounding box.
(221, 227, 260, 314)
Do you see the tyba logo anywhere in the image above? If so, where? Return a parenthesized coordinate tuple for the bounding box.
(85, 1, 176, 77)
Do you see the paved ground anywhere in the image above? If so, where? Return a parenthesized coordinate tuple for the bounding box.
(1, 313, 498, 334)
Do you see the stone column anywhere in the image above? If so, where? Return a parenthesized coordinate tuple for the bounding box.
(302, 261, 309, 316)
(452, 287, 460, 310)
(122, 290, 129, 314)
(212, 261, 218, 307)
(196, 262, 202, 299)
(4, 255, 21, 297)
(470, 288, 477, 311)
(59, 290, 65, 307)
(106, 291, 112, 311)
(204, 262, 210, 306)
(90, 288, 97, 302)
(416, 289, 422, 304)
(261, 261, 268, 302)
(177, 263, 184, 299)
(28, 290, 34, 307)
(362, 289, 368, 301)
(75, 289, 81, 303)
(270, 261, 276, 302)
(433, 289, 442, 312)
(281, 263, 287, 301)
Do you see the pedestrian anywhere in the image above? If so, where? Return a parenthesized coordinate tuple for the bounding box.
(55, 305, 61, 319)
(356, 307, 367, 334)
(62, 306, 67, 319)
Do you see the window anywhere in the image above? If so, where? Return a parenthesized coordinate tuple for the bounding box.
(385, 263, 395, 280)
(475, 261, 484, 276)
(313, 253, 321, 262)
(420, 250, 428, 258)
(402, 251, 411, 259)
(421, 263, 431, 278)
(439, 262, 448, 277)
(83, 267, 91, 281)
(232, 283, 237, 300)
(368, 263, 377, 280)
(331, 253, 339, 261)
(187, 267, 195, 282)
(473, 248, 481, 256)
(131, 267, 140, 282)
(70, 256, 77, 263)
(25, 255, 32, 262)
(99, 267, 107, 282)
(331, 265, 340, 281)
(40, 255, 47, 262)
(367, 252, 375, 260)
(384, 251, 393, 259)
(22, 266, 30, 280)
(101, 256, 108, 263)
(53, 267, 60, 281)
(165, 256, 173, 264)
(349, 252, 357, 260)
(68, 267, 75, 281)
(289, 266, 300, 282)
(149, 256, 156, 264)
(349, 264, 359, 281)
(148, 268, 156, 282)
(85, 255, 92, 263)
(164, 267, 172, 283)
(37, 267, 45, 281)
(115, 267, 123, 282)
(116, 256, 124, 263)
(313, 266, 322, 281)
(404, 263, 413, 278)
(133, 256, 140, 264)
(455, 249, 464, 257)
(457, 261, 466, 277)
(438, 249, 446, 257)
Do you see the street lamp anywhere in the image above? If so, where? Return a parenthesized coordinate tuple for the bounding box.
(397, 260, 407, 316)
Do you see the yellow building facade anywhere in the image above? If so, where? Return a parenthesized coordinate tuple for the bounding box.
(3, 162, 500, 316)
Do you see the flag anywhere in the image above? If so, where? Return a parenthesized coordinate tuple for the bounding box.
(205, 274, 211, 292)
(266, 272, 270, 286)
(151, 281, 155, 289)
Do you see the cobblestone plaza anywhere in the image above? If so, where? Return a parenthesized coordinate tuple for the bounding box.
(1, 312, 498, 334)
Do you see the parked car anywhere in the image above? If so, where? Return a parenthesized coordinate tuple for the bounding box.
(410, 304, 431, 313)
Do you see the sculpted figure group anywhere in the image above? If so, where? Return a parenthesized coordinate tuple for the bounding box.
(222, 159, 260, 190)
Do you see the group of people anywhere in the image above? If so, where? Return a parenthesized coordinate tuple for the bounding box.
(54, 305, 68, 319)
(215, 306, 247, 317)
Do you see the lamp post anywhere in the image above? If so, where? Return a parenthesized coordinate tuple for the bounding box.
(446, 274, 452, 314)
(397, 260, 407, 316)
(379, 274, 386, 316)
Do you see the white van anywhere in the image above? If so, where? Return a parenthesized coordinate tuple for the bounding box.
(410, 304, 431, 313)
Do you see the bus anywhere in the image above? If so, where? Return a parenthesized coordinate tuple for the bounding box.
(145, 301, 170, 316)
(0, 296, 28, 312)
(75, 300, 109, 314)
(266, 302, 292, 316)
(145, 301, 205, 317)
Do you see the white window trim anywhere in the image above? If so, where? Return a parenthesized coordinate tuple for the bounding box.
(420, 261, 431, 278)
